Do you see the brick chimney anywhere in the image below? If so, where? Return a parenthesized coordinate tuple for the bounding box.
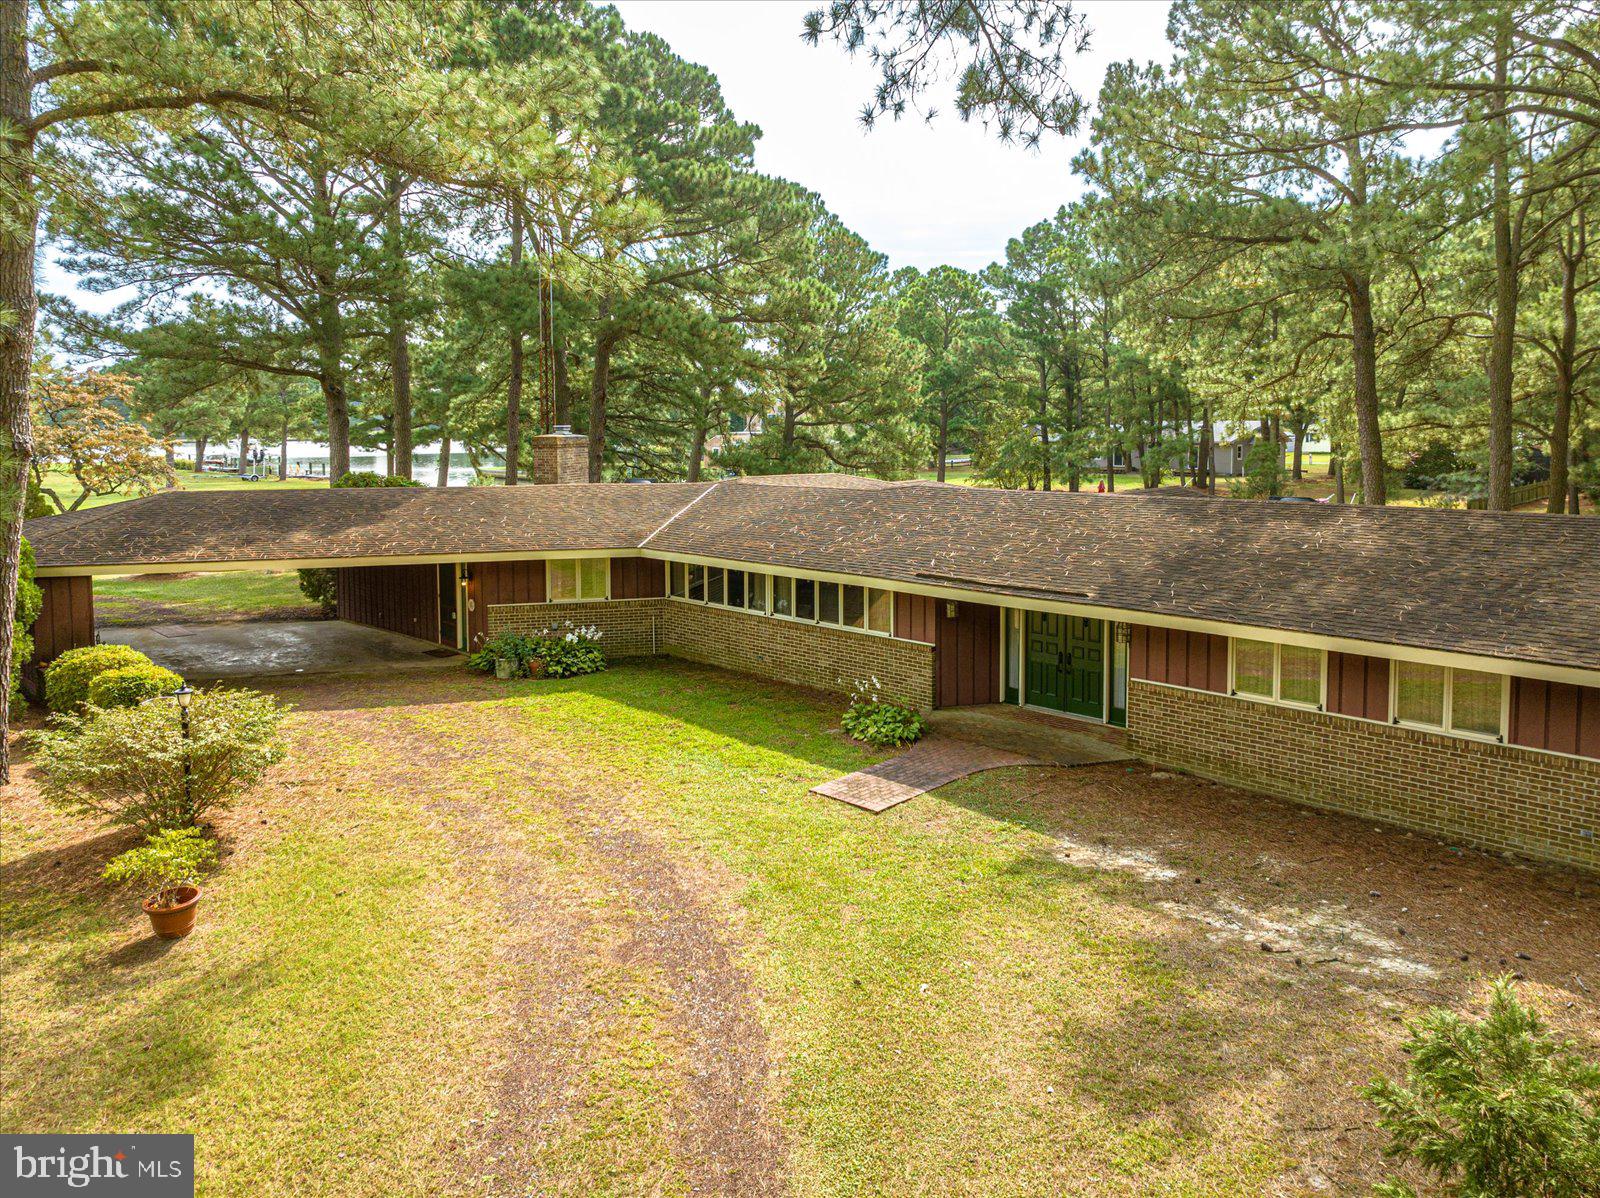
(528, 425, 589, 484)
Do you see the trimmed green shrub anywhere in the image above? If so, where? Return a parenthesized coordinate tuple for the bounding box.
(87, 662, 185, 709)
(103, 827, 218, 907)
(30, 685, 290, 833)
(296, 568, 337, 617)
(10, 537, 43, 708)
(841, 695, 928, 747)
(332, 471, 421, 488)
(44, 643, 154, 714)
(1363, 975, 1600, 1198)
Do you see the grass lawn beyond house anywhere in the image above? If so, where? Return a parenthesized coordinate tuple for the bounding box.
(32, 468, 326, 513)
(95, 571, 318, 627)
(3, 661, 1596, 1197)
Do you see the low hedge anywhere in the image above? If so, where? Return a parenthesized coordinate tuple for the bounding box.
(88, 663, 185, 710)
(45, 644, 157, 714)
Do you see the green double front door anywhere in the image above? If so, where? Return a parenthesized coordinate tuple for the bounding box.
(1024, 612, 1105, 719)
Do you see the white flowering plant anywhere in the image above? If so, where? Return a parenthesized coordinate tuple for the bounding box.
(839, 676, 928, 747)
(468, 624, 606, 679)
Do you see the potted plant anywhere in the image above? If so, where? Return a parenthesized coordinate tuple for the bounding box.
(102, 827, 219, 939)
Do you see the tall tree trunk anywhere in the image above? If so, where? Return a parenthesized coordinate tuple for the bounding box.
(505, 199, 524, 485)
(279, 410, 290, 482)
(386, 172, 413, 480)
(1485, 16, 1517, 511)
(314, 318, 351, 481)
(1197, 404, 1212, 492)
(1346, 274, 1387, 504)
(589, 317, 615, 483)
(1037, 362, 1052, 492)
(1548, 218, 1581, 513)
(1291, 422, 1305, 481)
(552, 333, 572, 428)
(238, 423, 250, 477)
(194, 435, 208, 474)
(935, 408, 949, 482)
(686, 392, 708, 483)
(436, 427, 452, 488)
(309, 164, 351, 482)
(0, 3, 35, 778)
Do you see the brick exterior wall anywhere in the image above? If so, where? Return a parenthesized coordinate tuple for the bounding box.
(660, 599, 936, 709)
(1127, 680, 1600, 872)
(486, 598, 666, 658)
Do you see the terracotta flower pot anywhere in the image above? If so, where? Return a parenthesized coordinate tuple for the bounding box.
(143, 885, 201, 939)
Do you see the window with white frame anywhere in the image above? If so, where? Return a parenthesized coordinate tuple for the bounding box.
(548, 557, 609, 602)
(667, 562, 892, 635)
(1393, 661, 1506, 739)
(1230, 638, 1324, 708)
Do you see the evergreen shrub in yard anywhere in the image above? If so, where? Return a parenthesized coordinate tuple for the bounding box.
(87, 663, 185, 709)
(44, 644, 154, 713)
(30, 686, 290, 834)
(1364, 976, 1600, 1198)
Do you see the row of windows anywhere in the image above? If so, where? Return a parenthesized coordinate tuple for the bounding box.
(1230, 637, 1506, 740)
(669, 562, 894, 635)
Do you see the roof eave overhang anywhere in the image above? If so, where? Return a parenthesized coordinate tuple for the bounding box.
(639, 546, 1600, 690)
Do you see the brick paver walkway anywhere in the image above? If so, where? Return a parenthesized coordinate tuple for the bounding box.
(812, 737, 1040, 813)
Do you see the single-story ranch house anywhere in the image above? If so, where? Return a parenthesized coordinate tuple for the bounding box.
(22, 430, 1600, 872)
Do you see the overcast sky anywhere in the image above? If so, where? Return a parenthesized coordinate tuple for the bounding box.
(611, 0, 1174, 272)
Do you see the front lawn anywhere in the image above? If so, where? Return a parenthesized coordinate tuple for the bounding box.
(4, 661, 1595, 1196)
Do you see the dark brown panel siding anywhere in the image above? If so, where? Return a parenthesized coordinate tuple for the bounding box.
(336, 564, 439, 644)
(1510, 677, 1600, 760)
(611, 557, 664, 600)
(1327, 652, 1391, 722)
(895, 592, 937, 644)
(23, 575, 95, 697)
(1129, 624, 1227, 693)
(934, 600, 1000, 708)
(465, 559, 549, 648)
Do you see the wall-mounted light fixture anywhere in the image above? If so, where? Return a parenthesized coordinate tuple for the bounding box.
(944, 601, 959, 619)
(1113, 622, 1132, 645)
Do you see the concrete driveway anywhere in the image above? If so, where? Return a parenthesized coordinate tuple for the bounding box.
(99, 619, 457, 682)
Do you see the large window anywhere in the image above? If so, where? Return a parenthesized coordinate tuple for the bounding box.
(548, 557, 608, 602)
(1230, 638, 1323, 708)
(1394, 661, 1505, 739)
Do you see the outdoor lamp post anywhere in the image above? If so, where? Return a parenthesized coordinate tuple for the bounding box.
(172, 685, 195, 816)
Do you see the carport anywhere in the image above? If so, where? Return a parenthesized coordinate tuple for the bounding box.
(20, 484, 697, 694)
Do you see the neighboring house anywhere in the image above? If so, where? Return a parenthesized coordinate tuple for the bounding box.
(23, 429, 1600, 873)
(1096, 422, 1289, 479)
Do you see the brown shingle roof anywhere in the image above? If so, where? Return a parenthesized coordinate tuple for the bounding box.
(25, 483, 713, 568)
(643, 482, 1600, 673)
(26, 477, 1600, 673)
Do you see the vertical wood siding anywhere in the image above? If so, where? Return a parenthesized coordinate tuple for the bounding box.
(465, 559, 548, 648)
(1510, 677, 1600, 760)
(894, 592, 938, 645)
(934, 599, 1000, 708)
(1128, 624, 1228, 693)
(610, 557, 665, 600)
(1327, 651, 1391, 722)
(24, 575, 95, 696)
(335, 564, 439, 644)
